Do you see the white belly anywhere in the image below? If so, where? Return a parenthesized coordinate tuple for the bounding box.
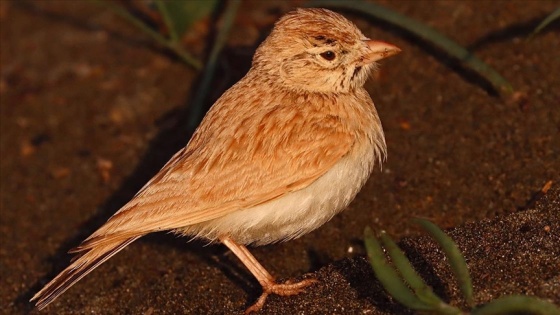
(183, 141, 378, 246)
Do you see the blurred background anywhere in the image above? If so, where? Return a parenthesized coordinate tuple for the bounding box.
(1, 1, 558, 314)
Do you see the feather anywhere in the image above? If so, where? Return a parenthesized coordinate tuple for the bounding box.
(31, 236, 140, 310)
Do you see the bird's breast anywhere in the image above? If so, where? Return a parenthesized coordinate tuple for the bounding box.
(184, 135, 379, 246)
(178, 89, 385, 245)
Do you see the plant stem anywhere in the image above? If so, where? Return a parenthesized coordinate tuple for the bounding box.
(187, 0, 241, 130)
(91, 0, 202, 70)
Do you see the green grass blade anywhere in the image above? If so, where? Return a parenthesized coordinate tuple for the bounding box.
(531, 7, 560, 38)
(155, 0, 180, 44)
(364, 227, 433, 310)
(473, 295, 560, 315)
(415, 219, 473, 307)
(380, 231, 460, 313)
(187, 0, 241, 130)
(307, 0, 512, 94)
(90, 0, 202, 70)
(158, 0, 219, 40)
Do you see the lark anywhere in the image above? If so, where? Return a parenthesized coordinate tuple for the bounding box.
(32, 8, 400, 313)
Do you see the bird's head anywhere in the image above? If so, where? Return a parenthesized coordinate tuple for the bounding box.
(252, 8, 400, 94)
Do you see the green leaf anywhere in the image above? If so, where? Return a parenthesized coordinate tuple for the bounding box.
(307, 0, 513, 94)
(415, 219, 473, 307)
(157, 0, 219, 40)
(473, 295, 560, 315)
(364, 227, 432, 310)
(90, 0, 202, 69)
(379, 231, 464, 315)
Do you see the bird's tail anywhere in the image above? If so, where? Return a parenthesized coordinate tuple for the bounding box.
(30, 235, 141, 310)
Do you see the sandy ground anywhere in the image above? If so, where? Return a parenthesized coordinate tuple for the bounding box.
(1, 1, 558, 314)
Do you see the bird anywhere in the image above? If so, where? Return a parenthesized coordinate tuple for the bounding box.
(31, 7, 400, 313)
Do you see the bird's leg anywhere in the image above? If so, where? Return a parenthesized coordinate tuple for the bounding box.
(220, 236, 317, 314)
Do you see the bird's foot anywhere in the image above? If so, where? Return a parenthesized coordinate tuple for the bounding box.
(245, 278, 318, 314)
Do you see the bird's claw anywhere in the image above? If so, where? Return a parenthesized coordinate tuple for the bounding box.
(244, 278, 318, 314)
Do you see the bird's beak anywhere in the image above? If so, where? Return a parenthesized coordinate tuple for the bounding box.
(363, 40, 401, 64)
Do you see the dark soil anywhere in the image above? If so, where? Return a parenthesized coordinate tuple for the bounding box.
(1, 1, 558, 314)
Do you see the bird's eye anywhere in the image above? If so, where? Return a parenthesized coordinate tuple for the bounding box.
(320, 51, 336, 61)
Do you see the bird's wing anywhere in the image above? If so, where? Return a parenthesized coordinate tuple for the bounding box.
(81, 93, 356, 246)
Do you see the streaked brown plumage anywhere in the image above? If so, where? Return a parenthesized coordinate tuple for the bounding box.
(31, 8, 400, 313)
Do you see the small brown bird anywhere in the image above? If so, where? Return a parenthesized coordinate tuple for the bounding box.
(31, 8, 400, 313)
